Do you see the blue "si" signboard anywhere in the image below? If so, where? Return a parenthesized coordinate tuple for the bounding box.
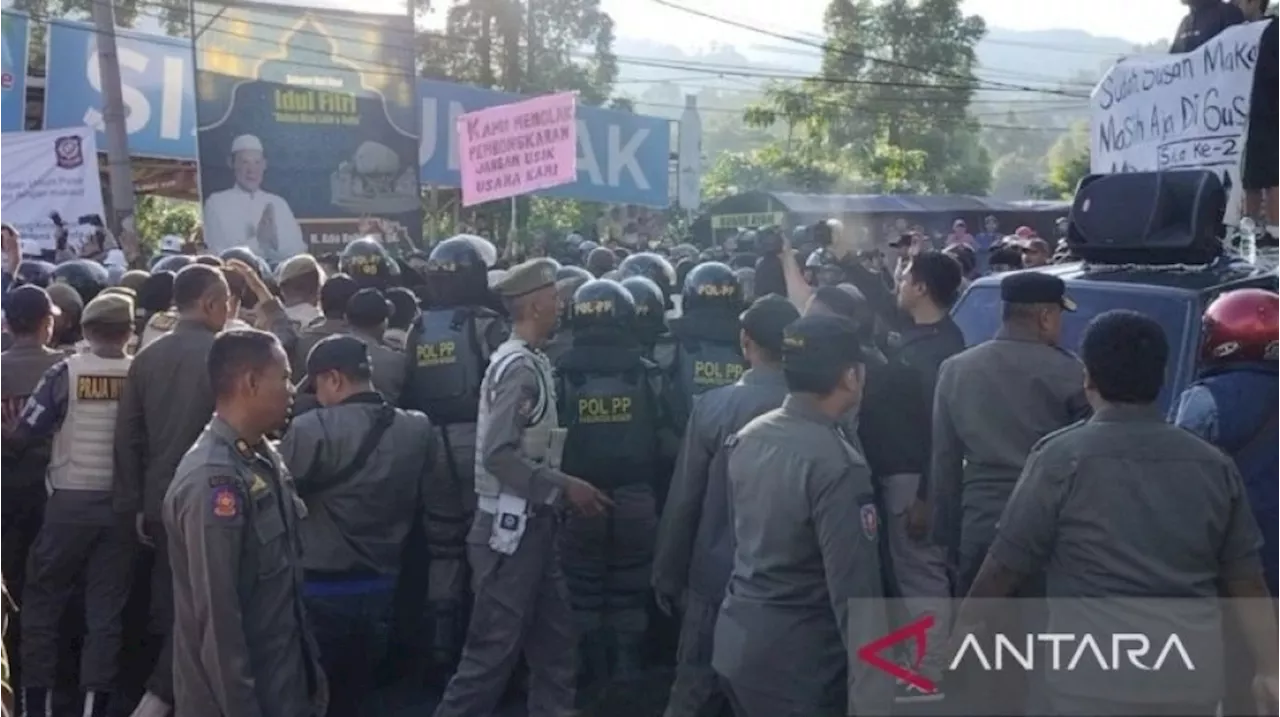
(43, 21, 672, 206)
(2, 11, 30, 132)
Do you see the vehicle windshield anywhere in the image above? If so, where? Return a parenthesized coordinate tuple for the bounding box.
(951, 283, 1197, 413)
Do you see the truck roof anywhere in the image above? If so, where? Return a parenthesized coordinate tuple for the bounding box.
(952, 255, 1277, 413)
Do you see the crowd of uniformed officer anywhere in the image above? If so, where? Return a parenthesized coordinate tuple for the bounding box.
(0, 217, 1277, 717)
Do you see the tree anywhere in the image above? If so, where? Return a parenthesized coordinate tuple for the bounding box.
(1044, 122, 1090, 198)
(421, 0, 617, 103)
(134, 195, 199, 254)
(700, 146, 860, 203)
(742, 0, 991, 194)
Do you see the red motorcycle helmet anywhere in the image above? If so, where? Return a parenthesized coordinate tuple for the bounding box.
(1201, 288, 1280, 364)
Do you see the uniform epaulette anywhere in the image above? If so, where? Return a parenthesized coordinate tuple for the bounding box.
(1030, 418, 1089, 454)
(149, 311, 177, 333)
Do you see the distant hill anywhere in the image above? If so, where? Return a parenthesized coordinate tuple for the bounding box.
(613, 25, 1170, 105)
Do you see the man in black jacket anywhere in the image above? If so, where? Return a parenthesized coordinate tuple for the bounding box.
(1170, 0, 1244, 52)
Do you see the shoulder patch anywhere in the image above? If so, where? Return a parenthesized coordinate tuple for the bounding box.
(211, 485, 240, 519)
(859, 501, 879, 541)
(150, 312, 177, 332)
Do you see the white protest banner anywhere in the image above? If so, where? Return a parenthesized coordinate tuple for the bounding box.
(1, 126, 105, 254)
(1090, 21, 1268, 226)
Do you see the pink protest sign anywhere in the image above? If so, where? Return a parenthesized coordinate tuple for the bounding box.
(456, 91, 578, 207)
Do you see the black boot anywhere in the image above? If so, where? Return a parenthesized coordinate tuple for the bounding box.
(82, 690, 112, 717)
(20, 687, 51, 717)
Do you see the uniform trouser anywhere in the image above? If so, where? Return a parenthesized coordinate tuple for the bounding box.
(2, 482, 47, 688)
(433, 510, 576, 717)
(559, 483, 656, 675)
(144, 519, 174, 702)
(721, 677, 844, 717)
(663, 591, 730, 717)
(422, 423, 478, 652)
(20, 512, 134, 690)
(304, 584, 394, 717)
(882, 473, 952, 678)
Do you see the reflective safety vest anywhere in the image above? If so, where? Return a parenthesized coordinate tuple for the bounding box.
(473, 339, 558, 501)
(49, 352, 131, 492)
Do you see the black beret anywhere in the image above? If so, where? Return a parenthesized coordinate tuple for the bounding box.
(1000, 271, 1076, 311)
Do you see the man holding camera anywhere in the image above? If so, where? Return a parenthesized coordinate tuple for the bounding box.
(50, 213, 118, 264)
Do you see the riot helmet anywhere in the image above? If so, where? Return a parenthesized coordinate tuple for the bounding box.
(586, 246, 616, 277)
(339, 236, 400, 290)
(218, 246, 270, 279)
(150, 253, 194, 274)
(617, 251, 677, 298)
(556, 265, 593, 285)
(14, 259, 55, 288)
(569, 279, 636, 334)
(425, 235, 491, 307)
(681, 261, 742, 314)
(556, 266, 593, 325)
(621, 275, 666, 341)
(51, 259, 109, 305)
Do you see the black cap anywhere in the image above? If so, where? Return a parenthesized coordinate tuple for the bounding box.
(782, 315, 864, 373)
(739, 294, 799, 354)
(345, 288, 392, 328)
(889, 233, 914, 248)
(305, 335, 372, 380)
(5, 285, 62, 325)
(1000, 271, 1076, 311)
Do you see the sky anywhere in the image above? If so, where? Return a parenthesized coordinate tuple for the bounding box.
(593, 0, 1188, 48)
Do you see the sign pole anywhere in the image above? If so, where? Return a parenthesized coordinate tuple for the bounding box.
(90, 0, 139, 261)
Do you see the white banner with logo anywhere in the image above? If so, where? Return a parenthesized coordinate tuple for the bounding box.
(1, 125, 105, 254)
(1090, 21, 1269, 225)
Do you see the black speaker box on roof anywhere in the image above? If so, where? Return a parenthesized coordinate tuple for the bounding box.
(1066, 170, 1225, 265)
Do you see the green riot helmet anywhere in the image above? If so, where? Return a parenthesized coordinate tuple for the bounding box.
(51, 259, 109, 304)
(425, 235, 490, 307)
(617, 251, 676, 299)
(681, 261, 742, 314)
(569, 279, 636, 334)
(620, 275, 666, 341)
(339, 236, 400, 290)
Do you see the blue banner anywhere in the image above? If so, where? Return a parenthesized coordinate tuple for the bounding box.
(44, 20, 196, 158)
(1, 11, 30, 132)
(43, 21, 672, 207)
(418, 80, 671, 207)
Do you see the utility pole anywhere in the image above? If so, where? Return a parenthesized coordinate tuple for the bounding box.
(525, 0, 535, 92)
(90, 0, 139, 260)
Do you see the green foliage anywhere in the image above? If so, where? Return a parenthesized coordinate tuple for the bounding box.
(1044, 122, 1090, 198)
(729, 0, 993, 196)
(420, 0, 617, 103)
(702, 146, 857, 203)
(134, 195, 199, 254)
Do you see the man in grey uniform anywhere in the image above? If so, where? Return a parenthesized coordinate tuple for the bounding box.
(433, 258, 613, 717)
(163, 330, 325, 717)
(343, 288, 408, 405)
(293, 275, 358, 379)
(927, 271, 1089, 594)
(955, 310, 1279, 715)
(279, 335, 435, 715)
(713, 315, 893, 717)
(653, 294, 799, 717)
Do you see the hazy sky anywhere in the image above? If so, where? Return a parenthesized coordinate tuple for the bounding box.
(597, 0, 1186, 47)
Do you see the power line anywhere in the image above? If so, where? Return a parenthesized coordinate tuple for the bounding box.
(642, 0, 1091, 99)
(634, 99, 1071, 132)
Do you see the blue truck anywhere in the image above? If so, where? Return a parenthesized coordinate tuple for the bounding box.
(951, 255, 1279, 414)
